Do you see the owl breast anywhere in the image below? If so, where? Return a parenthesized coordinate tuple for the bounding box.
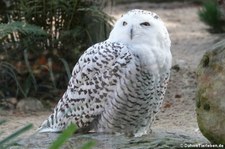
(95, 54, 169, 137)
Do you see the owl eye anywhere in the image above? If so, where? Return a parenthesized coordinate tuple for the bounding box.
(140, 22, 151, 26)
(122, 21, 127, 26)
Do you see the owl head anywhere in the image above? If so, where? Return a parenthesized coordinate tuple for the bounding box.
(108, 9, 171, 51)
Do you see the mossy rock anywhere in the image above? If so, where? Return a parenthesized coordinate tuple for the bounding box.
(196, 39, 225, 144)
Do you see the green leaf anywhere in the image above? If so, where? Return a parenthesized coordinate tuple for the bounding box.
(0, 62, 27, 97)
(0, 21, 47, 40)
(198, 0, 224, 32)
(24, 74, 32, 96)
(24, 49, 37, 92)
(0, 0, 113, 98)
(49, 123, 77, 149)
(0, 123, 33, 147)
(0, 120, 7, 136)
(59, 58, 71, 80)
(80, 141, 96, 149)
(0, 119, 6, 125)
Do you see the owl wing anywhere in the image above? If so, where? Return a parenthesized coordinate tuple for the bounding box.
(39, 41, 136, 132)
(152, 72, 170, 114)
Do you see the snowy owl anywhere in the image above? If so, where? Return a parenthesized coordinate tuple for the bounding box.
(39, 9, 172, 137)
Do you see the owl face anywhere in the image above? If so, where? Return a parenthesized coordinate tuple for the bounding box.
(108, 9, 170, 50)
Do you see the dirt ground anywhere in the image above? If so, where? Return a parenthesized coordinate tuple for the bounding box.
(0, 2, 223, 142)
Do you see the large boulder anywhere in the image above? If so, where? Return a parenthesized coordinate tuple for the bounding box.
(196, 39, 225, 144)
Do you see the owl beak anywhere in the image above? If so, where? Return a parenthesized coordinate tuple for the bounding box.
(130, 28, 133, 40)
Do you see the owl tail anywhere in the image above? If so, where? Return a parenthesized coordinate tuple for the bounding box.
(37, 117, 62, 133)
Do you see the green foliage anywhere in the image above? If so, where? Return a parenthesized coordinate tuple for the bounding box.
(198, 0, 225, 33)
(115, 0, 204, 4)
(0, 121, 33, 149)
(0, 122, 94, 149)
(80, 141, 96, 149)
(49, 123, 77, 149)
(49, 123, 95, 149)
(0, 0, 113, 99)
(0, 121, 94, 149)
(0, 21, 47, 42)
(0, 119, 6, 125)
(59, 58, 72, 79)
(0, 62, 27, 97)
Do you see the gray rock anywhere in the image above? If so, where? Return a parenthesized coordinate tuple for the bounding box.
(11, 128, 208, 149)
(0, 97, 18, 109)
(16, 97, 44, 112)
(196, 39, 225, 144)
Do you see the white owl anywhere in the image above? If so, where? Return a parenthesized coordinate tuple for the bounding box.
(39, 9, 172, 137)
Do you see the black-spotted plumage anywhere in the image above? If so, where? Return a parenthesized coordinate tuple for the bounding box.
(39, 9, 172, 137)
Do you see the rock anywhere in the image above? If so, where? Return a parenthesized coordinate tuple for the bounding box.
(0, 97, 18, 110)
(16, 97, 44, 112)
(174, 94, 182, 98)
(196, 39, 225, 144)
(11, 128, 208, 149)
(171, 64, 180, 72)
(6, 97, 18, 105)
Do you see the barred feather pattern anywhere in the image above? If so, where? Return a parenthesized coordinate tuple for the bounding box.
(39, 41, 169, 137)
(39, 9, 172, 137)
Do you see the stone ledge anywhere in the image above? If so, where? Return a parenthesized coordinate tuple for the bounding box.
(11, 128, 209, 149)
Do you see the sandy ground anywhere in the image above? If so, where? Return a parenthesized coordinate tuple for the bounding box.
(0, 2, 223, 142)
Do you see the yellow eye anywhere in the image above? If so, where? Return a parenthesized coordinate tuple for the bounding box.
(122, 21, 127, 26)
(140, 22, 151, 26)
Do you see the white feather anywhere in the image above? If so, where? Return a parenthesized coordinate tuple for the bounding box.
(39, 9, 172, 137)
